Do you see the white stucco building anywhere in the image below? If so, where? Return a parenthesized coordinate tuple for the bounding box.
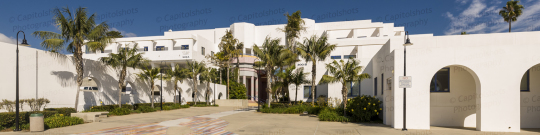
(1, 18, 539, 132)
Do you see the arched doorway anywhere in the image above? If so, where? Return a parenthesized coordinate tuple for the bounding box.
(429, 65, 480, 129)
(520, 64, 540, 128)
(80, 77, 100, 92)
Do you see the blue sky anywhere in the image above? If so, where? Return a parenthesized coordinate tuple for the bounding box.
(0, 0, 539, 52)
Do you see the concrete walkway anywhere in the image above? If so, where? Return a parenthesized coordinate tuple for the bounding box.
(2, 107, 540, 135)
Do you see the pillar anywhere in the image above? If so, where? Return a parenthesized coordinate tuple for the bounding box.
(243, 76, 247, 98)
(255, 77, 258, 101)
(251, 76, 255, 100)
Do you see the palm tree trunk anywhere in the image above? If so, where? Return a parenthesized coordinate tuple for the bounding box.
(174, 80, 178, 104)
(295, 86, 298, 104)
(194, 76, 197, 105)
(311, 62, 316, 105)
(342, 84, 347, 116)
(207, 82, 210, 105)
(118, 67, 127, 108)
(151, 82, 155, 108)
(227, 66, 230, 99)
(74, 47, 83, 111)
(267, 68, 273, 108)
(509, 20, 512, 33)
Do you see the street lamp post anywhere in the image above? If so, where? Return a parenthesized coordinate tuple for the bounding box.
(14, 31, 30, 131)
(402, 31, 413, 131)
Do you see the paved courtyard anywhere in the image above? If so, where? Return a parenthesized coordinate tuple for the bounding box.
(1, 107, 539, 135)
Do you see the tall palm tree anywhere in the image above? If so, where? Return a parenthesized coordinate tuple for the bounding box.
(253, 37, 288, 107)
(218, 30, 243, 99)
(187, 61, 206, 104)
(32, 7, 112, 110)
(290, 67, 310, 104)
(136, 67, 161, 108)
(200, 67, 216, 105)
(99, 44, 147, 108)
(319, 59, 371, 116)
(164, 64, 190, 104)
(499, 0, 524, 33)
(278, 10, 306, 53)
(297, 35, 336, 105)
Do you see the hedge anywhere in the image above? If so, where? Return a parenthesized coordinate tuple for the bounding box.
(0, 111, 58, 128)
(43, 108, 76, 116)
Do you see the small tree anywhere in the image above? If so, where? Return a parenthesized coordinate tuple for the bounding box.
(165, 65, 190, 104)
(136, 68, 161, 108)
(290, 67, 310, 104)
(499, 0, 524, 33)
(187, 61, 206, 104)
(319, 59, 371, 116)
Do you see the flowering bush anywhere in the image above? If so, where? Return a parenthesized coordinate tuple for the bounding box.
(44, 114, 84, 129)
(109, 108, 131, 116)
(346, 95, 382, 122)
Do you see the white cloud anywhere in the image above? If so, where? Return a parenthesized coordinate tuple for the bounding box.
(110, 28, 137, 37)
(444, 0, 540, 35)
(0, 33, 17, 44)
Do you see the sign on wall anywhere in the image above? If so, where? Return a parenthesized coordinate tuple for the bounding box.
(399, 76, 412, 88)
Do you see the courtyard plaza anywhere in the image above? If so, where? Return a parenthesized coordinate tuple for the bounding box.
(1, 106, 539, 135)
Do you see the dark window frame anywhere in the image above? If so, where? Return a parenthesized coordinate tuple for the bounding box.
(181, 45, 189, 50)
(331, 55, 341, 59)
(374, 77, 378, 96)
(144, 46, 148, 51)
(344, 55, 357, 59)
(521, 69, 530, 92)
(430, 68, 450, 92)
(381, 74, 384, 95)
(156, 46, 165, 51)
(202, 47, 205, 55)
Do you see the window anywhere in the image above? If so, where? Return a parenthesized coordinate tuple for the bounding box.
(153, 91, 160, 95)
(211, 51, 214, 56)
(374, 77, 378, 96)
(202, 47, 205, 55)
(521, 70, 530, 92)
(83, 87, 98, 91)
(430, 68, 450, 92)
(181, 45, 189, 50)
(381, 74, 384, 95)
(331, 55, 341, 59)
(348, 81, 353, 96)
(304, 86, 316, 99)
(344, 55, 356, 59)
(156, 46, 165, 51)
(144, 47, 148, 51)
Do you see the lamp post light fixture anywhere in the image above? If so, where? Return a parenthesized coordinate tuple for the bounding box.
(402, 31, 413, 131)
(14, 31, 30, 131)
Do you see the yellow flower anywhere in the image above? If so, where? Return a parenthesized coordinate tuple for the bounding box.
(380, 108, 382, 110)
(378, 101, 380, 103)
(364, 108, 366, 110)
(374, 110, 377, 112)
(352, 109, 354, 111)
(377, 112, 379, 115)
(347, 99, 350, 101)
(60, 114, 64, 116)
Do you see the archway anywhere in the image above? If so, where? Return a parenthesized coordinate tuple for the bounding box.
(80, 77, 101, 92)
(519, 64, 540, 128)
(429, 65, 480, 129)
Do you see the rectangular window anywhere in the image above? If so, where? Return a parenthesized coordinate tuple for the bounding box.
(348, 81, 353, 96)
(181, 45, 189, 50)
(202, 47, 205, 55)
(354, 80, 360, 96)
(304, 86, 315, 99)
(144, 47, 148, 51)
(430, 68, 450, 92)
(331, 55, 341, 59)
(374, 77, 378, 96)
(156, 46, 165, 51)
(344, 55, 356, 59)
(211, 51, 214, 56)
(381, 74, 384, 95)
(521, 70, 530, 92)
(153, 91, 160, 95)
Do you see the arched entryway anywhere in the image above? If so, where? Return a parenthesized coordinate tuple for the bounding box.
(81, 77, 101, 92)
(429, 65, 481, 129)
(519, 64, 540, 128)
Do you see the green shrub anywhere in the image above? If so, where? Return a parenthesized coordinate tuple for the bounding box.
(131, 110, 142, 113)
(136, 106, 156, 113)
(318, 109, 350, 122)
(44, 114, 84, 129)
(261, 104, 320, 114)
(109, 108, 131, 116)
(20, 123, 30, 130)
(134, 102, 175, 110)
(0, 111, 58, 128)
(346, 95, 382, 122)
(162, 106, 172, 110)
(88, 104, 132, 112)
(229, 81, 247, 99)
(44, 108, 76, 116)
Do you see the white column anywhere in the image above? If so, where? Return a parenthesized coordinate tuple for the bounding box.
(170, 63, 175, 70)
(251, 76, 255, 100)
(169, 40, 174, 51)
(255, 77, 258, 101)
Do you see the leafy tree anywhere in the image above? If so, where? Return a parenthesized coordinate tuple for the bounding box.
(187, 61, 206, 104)
(218, 30, 243, 99)
(199, 66, 217, 105)
(253, 37, 289, 107)
(278, 10, 306, 53)
(99, 44, 147, 107)
(165, 64, 190, 104)
(229, 81, 248, 99)
(32, 7, 112, 110)
(499, 0, 524, 33)
(290, 67, 310, 103)
(136, 68, 161, 108)
(297, 35, 336, 105)
(461, 32, 467, 35)
(106, 31, 124, 38)
(319, 59, 371, 116)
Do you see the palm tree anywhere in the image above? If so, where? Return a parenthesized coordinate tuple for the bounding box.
(164, 64, 190, 104)
(278, 10, 306, 53)
(99, 44, 147, 107)
(200, 67, 216, 105)
(499, 0, 524, 33)
(218, 30, 243, 99)
(290, 67, 310, 104)
(319, 59, 371, 116)
(297, 35, 336, 105)
(32, 7, 112, 110)
(187, 61, 206, 104)
(136, 67, 161, 108)
(461, 32, 467, 35)
(253, 37, 288, 107)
